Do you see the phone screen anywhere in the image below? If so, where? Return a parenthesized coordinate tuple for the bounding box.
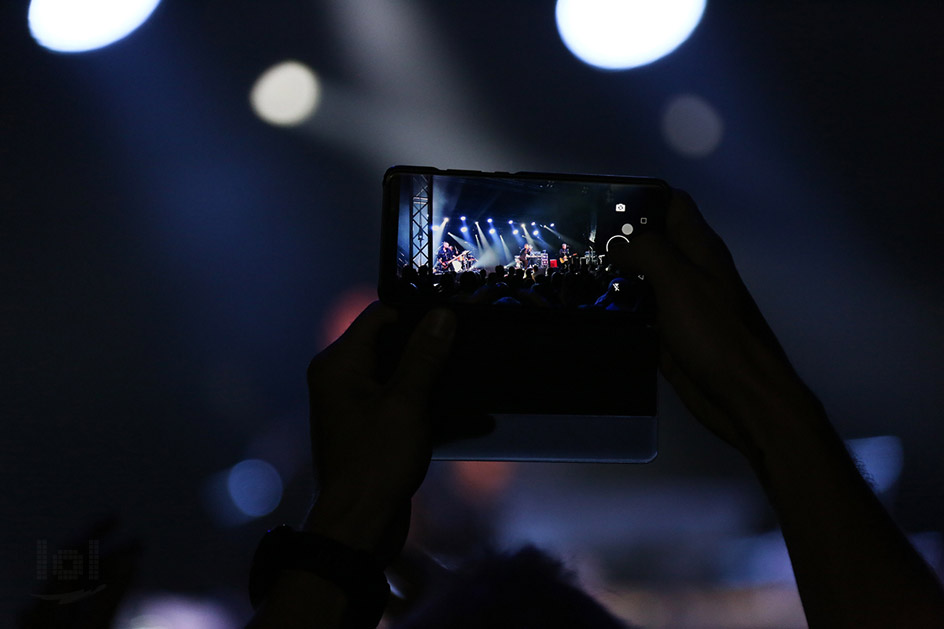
(379, 168, 665, 462)
(382, 168, 667, 314)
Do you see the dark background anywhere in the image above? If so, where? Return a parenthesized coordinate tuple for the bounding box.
(4, 1, 942, 626)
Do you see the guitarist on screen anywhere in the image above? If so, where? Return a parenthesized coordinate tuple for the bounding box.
(558, 243, 573, 267)
(437, 241, 457, 272)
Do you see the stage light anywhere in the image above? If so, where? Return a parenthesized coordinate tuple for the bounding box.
(444, 217, 450, 222)
(487, 218, 493, 223)
(531, 222, 536, 226)
(521, 223, 526, 227)
(662, 93, 724, 157)
(116, 593, 236, 629)
(550, 223, 555, 227)
(460, 216, 467, 221)
(227, 459, 283, 518)
(28, 0, 163, 53)
(431, 225, 440, 231)
(250, 61, 321, 126)
(489, 228, 496, 235)
(513, 229, 519, 235)
(460, 226, 468, 233)
(508, 220, 514, 225)
(533, 230, 539, 236)
(555, 0, 706, 70)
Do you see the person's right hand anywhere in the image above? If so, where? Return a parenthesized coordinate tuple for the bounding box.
(610, 190, 944, 629)
(608, 190, 823, 464)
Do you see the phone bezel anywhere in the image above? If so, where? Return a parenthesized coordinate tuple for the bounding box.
(378, 166, 667, 463)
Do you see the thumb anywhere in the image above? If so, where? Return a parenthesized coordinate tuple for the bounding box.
(387, 309, 457, 409)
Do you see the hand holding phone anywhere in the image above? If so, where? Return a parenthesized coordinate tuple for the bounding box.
(379, 167, 669, 462)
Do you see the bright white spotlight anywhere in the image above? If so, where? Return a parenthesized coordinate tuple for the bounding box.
(531, 222, 536, 226)
(460, 226, 468, 233)
(513, 229, 519, 235)
(508, 220, 514, 225)
(533, 230, 539, 236)
(250, 60, 321, 127)
(487, 218, 493, 223)
(460, 216, 467, 221)
(556, 0, 706, 70)
(444, 217, 450, 222)
(226, 459, 282, 518)
(550, 223, 555, 227)
(28, 0, 163, 53)
(489, 228, 496, 235)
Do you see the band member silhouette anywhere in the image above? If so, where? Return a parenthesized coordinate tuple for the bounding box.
(518, 243, 532, 267)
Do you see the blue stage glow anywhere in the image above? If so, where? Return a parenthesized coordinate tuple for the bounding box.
(28, 0, 163, 53)
(556, 0, 705, 70)
(846, 435, 904, 493)
(226, 459, 283, 518)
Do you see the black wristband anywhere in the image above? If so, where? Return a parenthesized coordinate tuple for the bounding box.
(249, 525, 390, 628)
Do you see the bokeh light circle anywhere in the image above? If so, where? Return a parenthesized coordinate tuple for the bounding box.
(556, 0, 706, 70)
(250, 60, 321, 126)
(661, 94, 724, 157)
(226, 458, 283, 517)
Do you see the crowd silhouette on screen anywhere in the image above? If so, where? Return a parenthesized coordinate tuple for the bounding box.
(398, 258, 650, 313)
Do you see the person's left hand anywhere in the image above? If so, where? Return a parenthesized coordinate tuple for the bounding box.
(303, 302, 456, 559)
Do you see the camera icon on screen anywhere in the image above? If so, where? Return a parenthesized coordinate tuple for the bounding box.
(615, 203, 626, 212)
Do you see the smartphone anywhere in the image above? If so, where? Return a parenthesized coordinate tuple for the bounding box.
(379, 166, 668, 462)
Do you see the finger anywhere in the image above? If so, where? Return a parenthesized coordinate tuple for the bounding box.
(386, 309, 457, 411)
(664, 189, 736, 278)
(310, 301, 396, 382)
(332, 301, 397, 353)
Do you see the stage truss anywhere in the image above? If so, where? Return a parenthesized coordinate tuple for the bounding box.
(409, 174, 433, 270)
